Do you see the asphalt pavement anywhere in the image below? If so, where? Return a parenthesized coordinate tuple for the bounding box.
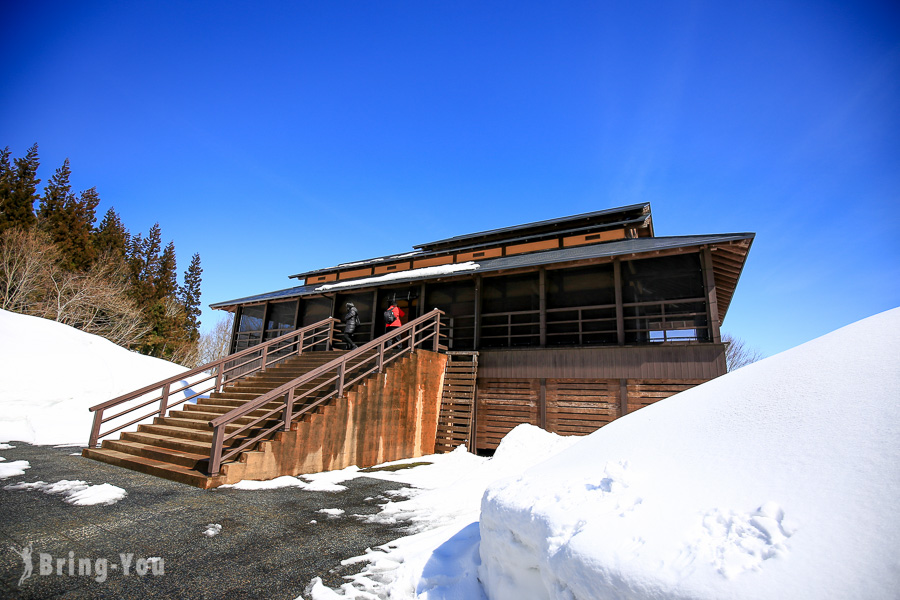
(0, 443, 412, 599)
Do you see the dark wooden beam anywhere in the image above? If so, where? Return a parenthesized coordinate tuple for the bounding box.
(702, 248, 722, 343)
(614, 258, 625, 345)
(474, 275, 482, 349)
(539, 268, 547, 347)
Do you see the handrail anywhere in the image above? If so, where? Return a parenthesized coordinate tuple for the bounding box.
(206, 308, 445, 476)
(86, 317, 341, 448)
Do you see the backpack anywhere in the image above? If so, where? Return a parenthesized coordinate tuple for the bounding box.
(384, 308, 396, 324)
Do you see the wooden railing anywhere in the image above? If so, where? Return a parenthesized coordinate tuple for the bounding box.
(86, 318, 340, 448)
(207, 308, 445, 476)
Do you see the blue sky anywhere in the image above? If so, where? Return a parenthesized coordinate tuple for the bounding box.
(2, 1, 898, 357)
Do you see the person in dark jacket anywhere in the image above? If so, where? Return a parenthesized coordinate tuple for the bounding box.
(340, 302, 360, 350)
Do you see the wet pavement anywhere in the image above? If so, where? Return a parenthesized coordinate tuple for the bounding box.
(0, 443, 411, 599)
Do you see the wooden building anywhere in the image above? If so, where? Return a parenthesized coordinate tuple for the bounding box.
(211, 203, 753, 451)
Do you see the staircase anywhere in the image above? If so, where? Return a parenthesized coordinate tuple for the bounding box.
(434, 351, 478, 453)
(82, 350, 348, 488)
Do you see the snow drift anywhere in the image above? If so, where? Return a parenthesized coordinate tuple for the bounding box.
(0, 309, 202, 445)
(479, 307, 900, 600)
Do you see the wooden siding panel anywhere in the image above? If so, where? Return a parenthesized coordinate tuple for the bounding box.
(307, 273, 337, 284)
(457, 247, 503, 262)
(338, 268, 374, 280)
(413, 255, 455, 269)
(476, 379, 539, 450)
(478, 345, 726, 380)
(373, 262, 411, 275)
(505, 239, 560, 256)
(626, 379, 706, 414)
(562, 229, 627, 247)
(546, 379, 619, 437)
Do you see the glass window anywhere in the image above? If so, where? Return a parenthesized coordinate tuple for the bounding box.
(301, 297, 333, 326)
(234, 304, 265, 351)
(264, 301, 297, 340)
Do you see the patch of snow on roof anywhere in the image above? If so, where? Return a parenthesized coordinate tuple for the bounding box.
(315, 261, 480, 291)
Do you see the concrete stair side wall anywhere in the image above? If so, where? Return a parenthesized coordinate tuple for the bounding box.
(218, 350, 447, 485)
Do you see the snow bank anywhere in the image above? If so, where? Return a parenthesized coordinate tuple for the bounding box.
(308, 426, 579, 599)
(479, 307, 900, 600)
(0, 309, 207, 445)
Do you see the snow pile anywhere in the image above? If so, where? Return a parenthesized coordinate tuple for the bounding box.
(202, 524, 222, 537)
(318, 508, 345, 518)
(4, 479, 127, 505)
(0, 459, 31, 479)
(0, 309, 207, 445)
(219, 466, 361, 492)
(307, 426, 579, 599)
(479, 307, 900, 600)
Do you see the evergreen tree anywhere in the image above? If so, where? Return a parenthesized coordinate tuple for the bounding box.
(68, 186, 100, 270)
(0, 144, 40, 234)
(38, 160, 100, 271)
(93, 206, 129, 262)
(179, 253, 202, 342)
(0, 147, 11, 208)
(156, 241, 178, 300)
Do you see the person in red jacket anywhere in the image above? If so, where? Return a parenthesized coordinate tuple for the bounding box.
(384, 301, 406, 349)
(385, 302, 405, 329)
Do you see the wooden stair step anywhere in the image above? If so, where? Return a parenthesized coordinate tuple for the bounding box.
(101, 439, 211, 470)
(81, 447, 221, 489)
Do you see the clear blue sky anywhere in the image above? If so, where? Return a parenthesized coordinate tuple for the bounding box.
(2, 1, 898, 358)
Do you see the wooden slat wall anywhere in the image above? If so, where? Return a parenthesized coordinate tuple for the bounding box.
(626, 379, 706, 414)
(546, 379, 619, 436)
(475, 376, 710, 451)
(479, 345, 726, 380)
(476, 379, 540, 450)
(434, 352, 479, 454)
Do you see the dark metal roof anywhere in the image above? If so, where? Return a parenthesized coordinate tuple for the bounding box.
(415, 202, 651, 251)
(288, 204, 652, 280)
(211, 232, 754, 310)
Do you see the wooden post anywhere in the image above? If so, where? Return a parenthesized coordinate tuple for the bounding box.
(260, 345, 269, 372)
(283, 388, 295, 431)
(215, 366, 223, 393)
(337, 363, 345, 398)
(89, 410, 103, 448)
(614, 259, 625, 345)
(619, 379, 628, 419)
(229, 306, 242, 354)
(433, 312, 440, 352)
(378, 339, 385, 372)
(209, 426, 225, 476)
(370, 290, 379, 341)
(539, 268, 547, 347)
(159, 383, 171, 418)
(701, 248, 722, 343)
(474, 275, 483, 349)
(539, 378, 547, 430)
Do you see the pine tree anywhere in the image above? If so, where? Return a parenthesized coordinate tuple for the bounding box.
(156, 241, 178, 300)
(93, 207, 129, 262)
(179, 253, 202, 342)
(0, 147, 12, 207)
(69, 186, 100, 270)
(38, 160, 100, 271)
(0, 144, 40, 234)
